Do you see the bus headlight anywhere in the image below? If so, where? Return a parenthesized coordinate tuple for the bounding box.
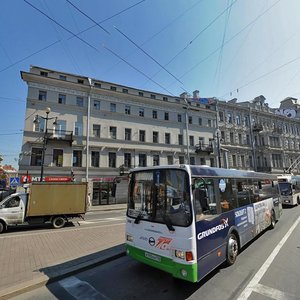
(175, 250, 185, 260)
(126, 234, 134, 242)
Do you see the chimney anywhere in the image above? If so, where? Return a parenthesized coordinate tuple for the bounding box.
(193, 90, 200, 99)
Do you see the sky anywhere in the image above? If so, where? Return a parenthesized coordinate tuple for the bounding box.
(1, 0, 300, 169)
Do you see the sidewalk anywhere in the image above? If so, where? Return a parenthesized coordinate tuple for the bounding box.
(0, 205, 127, 299)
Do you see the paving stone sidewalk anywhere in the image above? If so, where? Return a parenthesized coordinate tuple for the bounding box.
(0, 205, 126, 299)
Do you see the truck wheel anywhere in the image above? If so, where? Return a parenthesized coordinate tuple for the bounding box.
(226, 233, 239, 266)
(52, 217, 66, 229)
(0, 222, 5, 234)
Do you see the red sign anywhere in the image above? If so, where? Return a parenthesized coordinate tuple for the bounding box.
(21, 175, 72, 183)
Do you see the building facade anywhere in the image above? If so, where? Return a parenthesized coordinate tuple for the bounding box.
(19, 66, 218, 204)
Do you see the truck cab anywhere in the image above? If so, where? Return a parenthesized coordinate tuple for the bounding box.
(0, 193, 27, 232)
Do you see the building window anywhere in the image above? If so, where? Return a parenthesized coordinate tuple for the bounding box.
(139, 108, 144, 117)
(77, 79, 84, 84)
(110, 103, 116, 112)
(190, 157, 195, 165)
(125, 105, 131, 115)
(238, 134, 242, 145)
(178, 134, 183, 145)
(198, 117, 202, 126)
(91, 151, 100, 167)
(93, 100, 100, 110)
(153, 131, 159, 143)
(59, 75, 67, 80)
(189, 136, 194, 146)
(167, 155, 173, 165)
(150, 94, 156, 99)
(34, 118, 45, 132)
(109, 152, 116, 168)
(53, 149, 63, 167)
(125, 128, 131, 141)
(188, 116, 192, 124)
(153, 154, 160, 166)
(219, 111, 224, 122)
(200, 157, 205, 165)
(38, 90, 47, 101)
(93, 124, 100, 137)
(227, 112, 233, 123)
(124, 153, 131, 168)
(139, 91, 144, 97)
(165, 133, 170, 144)
(110, 86, 117, 91)
(210, 158, 215, 167)
(208, 119, 212, 127)
(110, 126, 117, 139)
(122, 88, 128, 93)
(74, 122, 83, 136)
(94, 82, 101, 88)
(230, 132, 234, 143)
(178, 114, 182, 122)
(139, 154, 147, 167)
(31, 148, 43, 166)
(164, 112, 169, 121)
(232, 155, 237, 167)
(139, 130, 145, 142)
(58, 94, 66, 104)
(152, 110, 157, 119)
(73, 150, 82, 167)
(40, 71, 48, 77)
(76, 96, 84, 107)
(236, 115, 241, 125)
(163, 96, 168, 101)
(179, 156, 185, 164)
(221, 131, 225, 142)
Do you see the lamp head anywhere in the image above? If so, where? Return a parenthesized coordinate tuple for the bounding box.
(46, 107, 51, 114)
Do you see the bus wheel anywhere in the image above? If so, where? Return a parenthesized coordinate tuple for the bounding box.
(52, 216, 66, 229)
(226, 233, 238, 266)
(269, 210, 276, 229)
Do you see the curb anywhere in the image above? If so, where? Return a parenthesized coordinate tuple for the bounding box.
(0, 248, 126, 300)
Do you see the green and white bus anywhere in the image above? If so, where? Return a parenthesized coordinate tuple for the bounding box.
(126, 165, 282, 283)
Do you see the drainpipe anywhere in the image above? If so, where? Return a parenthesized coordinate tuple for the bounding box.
(86, 78, 93, 182)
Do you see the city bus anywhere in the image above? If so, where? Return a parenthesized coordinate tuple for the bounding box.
(126, 165, 282, 283)
(277, 174, 300, 206)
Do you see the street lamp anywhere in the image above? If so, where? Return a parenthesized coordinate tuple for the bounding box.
(33, 107, 57, 181)
(215, 129, 222, 168)
(183, 96, 190, 164)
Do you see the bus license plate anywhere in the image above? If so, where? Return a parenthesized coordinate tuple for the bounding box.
(145, 252, 161, 262)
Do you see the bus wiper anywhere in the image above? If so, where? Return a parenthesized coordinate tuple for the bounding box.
(163, 214, 175, 232)
(134, 211, 143, 224)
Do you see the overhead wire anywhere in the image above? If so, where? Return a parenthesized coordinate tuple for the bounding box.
(24, 0, 177, 96)
(178, 0, 282, 81)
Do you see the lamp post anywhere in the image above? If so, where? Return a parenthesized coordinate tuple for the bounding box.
(215, 129, 222, 168)
(33, 107, 57, 182)
(183, 96, 190, 164)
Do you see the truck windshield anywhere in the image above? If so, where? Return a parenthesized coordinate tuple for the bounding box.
(128, 169, 192, 227)
(278, 182, 292, 196)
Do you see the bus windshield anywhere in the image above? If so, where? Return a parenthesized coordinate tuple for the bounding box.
(128, 169, 192, 228)
(278, 182, 292, 196)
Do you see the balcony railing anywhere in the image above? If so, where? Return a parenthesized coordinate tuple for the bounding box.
(45, 129, 73, 145)
(195, 144, 213, 154)
(252, 124, 263, 132)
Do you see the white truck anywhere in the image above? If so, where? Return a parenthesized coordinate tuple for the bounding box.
(0, 182, 87, 233)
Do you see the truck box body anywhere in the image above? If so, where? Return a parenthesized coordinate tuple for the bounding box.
(26, 182, 87, 217)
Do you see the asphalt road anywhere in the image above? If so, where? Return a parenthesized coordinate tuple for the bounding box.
(3, 209, 127, 237)
(12, 205, 300, 300)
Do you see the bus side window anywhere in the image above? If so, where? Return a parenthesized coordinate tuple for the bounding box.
(220, 179, 238, 212)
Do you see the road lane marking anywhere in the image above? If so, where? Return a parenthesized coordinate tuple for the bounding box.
(252, 283, 296, 300)
(59, 276, 109, 300)
(237, 215, 300, 300)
